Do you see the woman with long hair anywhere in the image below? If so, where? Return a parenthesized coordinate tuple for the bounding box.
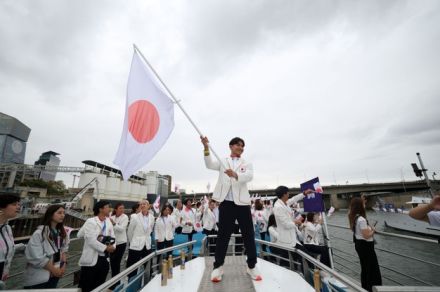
(109, 203, 128, 290)
(24, 204, 69, 289)
(348, 197, 382, 292)
(0, 193, 20, 288)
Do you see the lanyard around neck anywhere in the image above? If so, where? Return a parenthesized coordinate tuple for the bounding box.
(0, 225, 12, 262)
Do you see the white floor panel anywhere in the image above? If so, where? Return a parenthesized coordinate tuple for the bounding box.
(141, 257, 205, 292)
(252, 258, 315, 292)
(141, 257, 315, 292)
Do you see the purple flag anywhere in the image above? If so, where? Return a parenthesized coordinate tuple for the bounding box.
(300, 177, 324, 212)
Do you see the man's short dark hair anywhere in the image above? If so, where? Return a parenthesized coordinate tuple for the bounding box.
(183, 198, 192, 205)
(0, 193, 20, 209)
(93, 200, 110, 215)
(275, 186, 289, 199)
(229, 137, 245, 147)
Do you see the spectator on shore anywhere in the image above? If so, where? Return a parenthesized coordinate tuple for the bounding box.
(24, 205, 69, 289)
(109, 203, 128, 290)
(349, 197, 382, 292)
(409, 195, 440, 227)
(78, 201, 116, 292)
(0, 193, 20, 288)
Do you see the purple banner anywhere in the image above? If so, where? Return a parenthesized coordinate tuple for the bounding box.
(300, 177, 324, 212)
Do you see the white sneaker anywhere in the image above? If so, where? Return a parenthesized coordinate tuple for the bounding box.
(246, 266, 262, 281)
(211, 266, 224, 282)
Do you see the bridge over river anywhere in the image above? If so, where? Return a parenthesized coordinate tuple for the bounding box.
(172, 180, 440, 210)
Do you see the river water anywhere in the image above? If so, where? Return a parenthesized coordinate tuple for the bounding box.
(4, 210, 440, 289)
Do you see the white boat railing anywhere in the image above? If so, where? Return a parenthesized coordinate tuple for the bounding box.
(373, 287, 440, 292)
(328, 223, 439, 244)
(91, 240, 197, 292)
(323, 224, 440, 287)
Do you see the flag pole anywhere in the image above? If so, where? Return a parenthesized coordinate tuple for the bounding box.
(321, 211, 334, 269)
(133, 44, 227, 170)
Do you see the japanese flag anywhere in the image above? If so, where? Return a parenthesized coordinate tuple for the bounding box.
(114, 48, 174, 179)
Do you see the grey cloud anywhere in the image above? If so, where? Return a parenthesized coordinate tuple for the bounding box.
(1, 1, 440, 191)
(0, 0, 123, 106)
(382, 92, 440, 145)
(181, 0, 406, 81)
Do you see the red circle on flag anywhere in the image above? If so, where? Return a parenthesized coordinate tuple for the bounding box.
(128, 100, 160, 143)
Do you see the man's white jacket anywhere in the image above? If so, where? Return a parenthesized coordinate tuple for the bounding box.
(128, 212, 155, 250)
(273, 193, 305, 248)
(78, 217, 115, 267)
(154, 215, 175, 242)
(204, 155, 253, 206)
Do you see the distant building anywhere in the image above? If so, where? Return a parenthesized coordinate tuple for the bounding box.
(142, 171, 170, 198)
(163, 175, 172, 194)
(0, 112, 30, 164)
(35, 151, 61, 181)
(77, 160, 171, 209)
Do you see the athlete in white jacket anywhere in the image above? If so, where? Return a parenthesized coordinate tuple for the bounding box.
(126, 200, 155, 278)
(202, 136, 261, 282)
(78, 201, 115, 292)
(109, 203, 128, 289)
(202, 200, 218, 255)
(155, 205, 176, 257)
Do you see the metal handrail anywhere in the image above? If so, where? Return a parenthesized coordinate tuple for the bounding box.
(373, 287, 440, 292)
(328, 223, 439, 243)
(330, 233, 440, 269)
(258, 239, 368, 292)
(331, 245, 436, 286)
(8, 237, 84, 280)
(333, 250, 408, 285)
(91, 240, 197, 292)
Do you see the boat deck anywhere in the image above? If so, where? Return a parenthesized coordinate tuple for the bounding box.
(142, 256, 314, 292)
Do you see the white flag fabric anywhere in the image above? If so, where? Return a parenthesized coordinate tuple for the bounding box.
(114, 49, 174, 179)
(153, 195, 161, 214)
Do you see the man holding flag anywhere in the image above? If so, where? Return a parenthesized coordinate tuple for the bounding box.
(201, 136, 261, 282)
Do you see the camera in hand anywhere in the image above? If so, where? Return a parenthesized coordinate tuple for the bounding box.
(97, 235, 116, 245)
(53, 251, 61, 263)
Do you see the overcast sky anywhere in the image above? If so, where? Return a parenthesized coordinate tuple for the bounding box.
(1, 0, 439, 192)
